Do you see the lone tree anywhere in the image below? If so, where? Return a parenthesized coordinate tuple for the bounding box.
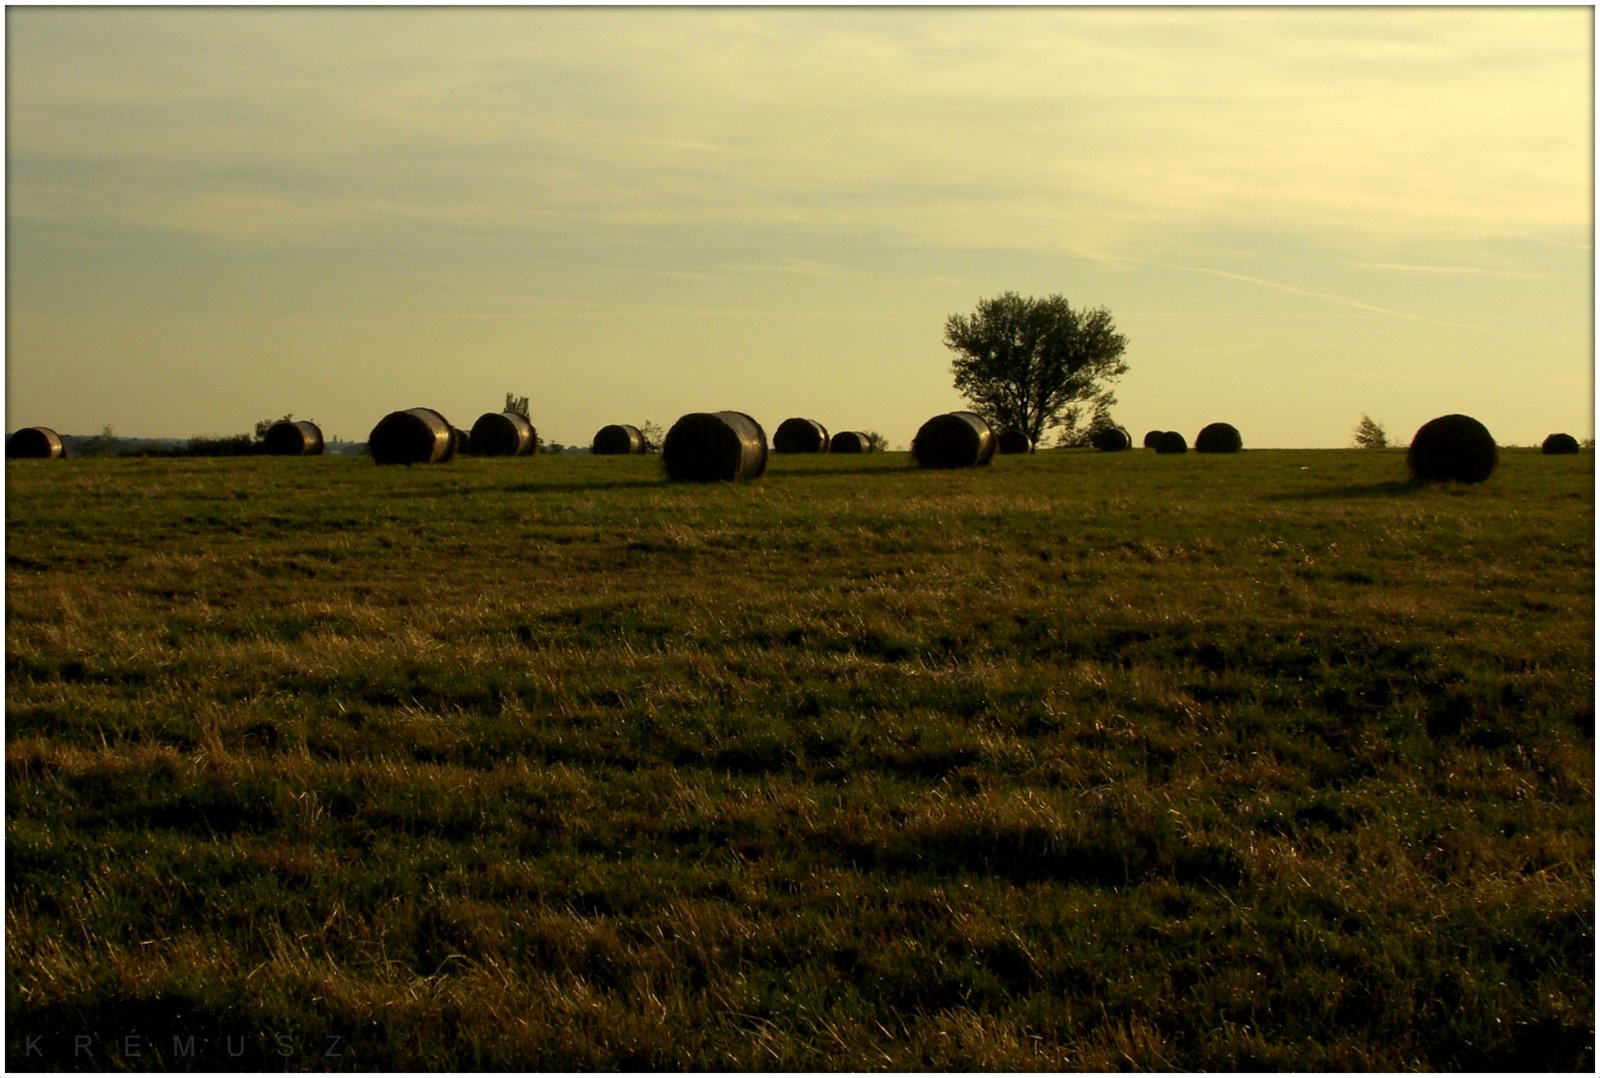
(944, 292, 1128, 450)
(1352, 413, 1389, 449)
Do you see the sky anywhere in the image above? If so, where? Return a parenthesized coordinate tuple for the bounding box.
(5, 5, 1593, 450)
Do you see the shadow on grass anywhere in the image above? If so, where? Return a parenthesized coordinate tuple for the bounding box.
(1265, 480, 1420, 501)
(505, 477, 664, 496)
(764, 463, 928, 479)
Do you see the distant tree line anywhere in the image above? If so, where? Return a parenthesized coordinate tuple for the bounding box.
(65, 415, 359, 457)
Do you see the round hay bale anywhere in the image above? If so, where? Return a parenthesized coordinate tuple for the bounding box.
(1542, 432, 1581, 455)
(1153, 430, 1188, 455)
(1091, 426, 1132, 452)
(773, 417, 830, 453)
(367, 407, 458, 465)
(442, 424, 462, 461)
(1194, 422, 1243, 454)
(1407, 413, 1497, 483)
(997, 429, 1033, 455)
(6, 426, 65, 459)
(470, 411, 537, 457)
(261, 420, 325, 456)
(829, 430, 873, 453)
(662, 411, 769, 481)
(912, 411, 996, 469)
(1142, 429, 1164, 448)
(592, 423, 647, 455)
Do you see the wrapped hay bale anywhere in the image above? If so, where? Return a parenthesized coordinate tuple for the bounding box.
(1542, 432, 1581, 455)
(368, 407, 458, 465)
(997, 429, 1033, 455)
(1142, 429, 1164, 449)
(1408, 414, 1496, 483)
(773, 417, 830, 453)
(662, 411, 768, 481)
(7, 426, 65, 459)
(1091, 426, 1132, 452)
(453, 428, 472, 455)
(470, 411, 537, 457)
(592, 424, 647, 455)
(1153, 431, 1188, 455)
(829, 430, 873, 454)
(261, 420, 325, 456)
(912, 411, 996, 469)
(1195, 422, 1243, 454)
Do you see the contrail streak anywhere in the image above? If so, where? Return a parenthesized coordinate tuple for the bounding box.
(1134, 259, 1490, 332)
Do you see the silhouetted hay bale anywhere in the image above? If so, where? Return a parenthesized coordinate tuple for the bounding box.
(1142, 429, 1163, 448)
(453, 428, 472, 455)
(470, 411, 537, 457)
(773, 417, 830, 453)
(592, 424, 647, 455)
(261, 420, 325, 456)
(913, 411, 996, 469)
(7, 426, 65, 459)
(1408, 414, 1497, 483)
(829, 430, 873, 453)
(1542, 432, 1581, 455)
(662, 411, 768, 481)
(368, 407, 457, 465)
(1091, 426, 1132, 452)
(997, 429, 1033, 455)
(1195, 422, 1243, 454)
(1153, 431, 1188, 455)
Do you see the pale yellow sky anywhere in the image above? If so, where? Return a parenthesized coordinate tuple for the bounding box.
(5, 6, 1592, 448)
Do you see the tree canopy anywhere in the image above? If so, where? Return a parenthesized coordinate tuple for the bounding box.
(944, 292, 1128, 450)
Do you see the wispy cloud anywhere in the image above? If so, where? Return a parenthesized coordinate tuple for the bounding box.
(7, 7, 1588, 260)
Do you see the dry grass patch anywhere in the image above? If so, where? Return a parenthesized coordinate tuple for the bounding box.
(6, 450, 1591, 1069)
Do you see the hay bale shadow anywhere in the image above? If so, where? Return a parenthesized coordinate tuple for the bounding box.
(1265, 481, 1421, 502)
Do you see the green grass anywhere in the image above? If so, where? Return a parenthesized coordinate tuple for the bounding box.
(6, 447, 1593, 1070)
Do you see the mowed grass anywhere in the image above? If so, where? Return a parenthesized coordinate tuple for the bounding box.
(6, 447, 1593, 1070)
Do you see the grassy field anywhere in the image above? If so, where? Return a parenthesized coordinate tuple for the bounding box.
(5, 446, 1593, 1070)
